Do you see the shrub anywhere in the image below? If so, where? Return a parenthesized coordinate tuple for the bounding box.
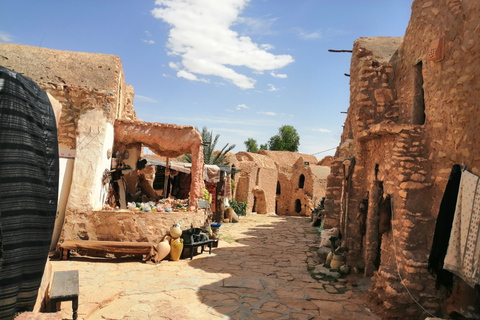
(229, 198, 247, 216)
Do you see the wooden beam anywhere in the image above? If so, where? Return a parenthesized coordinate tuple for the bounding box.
(328, 49, 353, 53)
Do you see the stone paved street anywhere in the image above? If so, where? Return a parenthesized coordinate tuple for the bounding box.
(51, 214, 379, 320)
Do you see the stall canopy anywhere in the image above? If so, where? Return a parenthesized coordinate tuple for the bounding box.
(144, 155, 230, 183)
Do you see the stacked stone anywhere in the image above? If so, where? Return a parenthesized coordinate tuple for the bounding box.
(351, 52, 399, 136)
(40, 84, 121, 150)
(371, 127, 439, 318)
(323, 159, 344, 228)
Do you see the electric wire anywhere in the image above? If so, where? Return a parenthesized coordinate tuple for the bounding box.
(311, 147, 337, 156)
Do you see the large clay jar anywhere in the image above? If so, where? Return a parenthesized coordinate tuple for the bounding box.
(170, 223, 182, 239)
(330, 254, 345, 270)
(155, 237, 171, 263)
(170, 237, 184, 261)
(225, 207, 234, 221)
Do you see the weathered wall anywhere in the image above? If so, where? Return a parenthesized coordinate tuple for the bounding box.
(227, 151, 329, 216)
(228, 152, 277, 214)
(63, 210, 208, 245)
(324, 0, 480, 318)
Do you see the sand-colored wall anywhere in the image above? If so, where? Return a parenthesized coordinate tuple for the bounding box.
(324, 0, 480, 317)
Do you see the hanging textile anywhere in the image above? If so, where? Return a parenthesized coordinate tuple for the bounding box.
(0, 66, 59, 319)
(428, 164, 462, 293)
(444, 169, 480, 288)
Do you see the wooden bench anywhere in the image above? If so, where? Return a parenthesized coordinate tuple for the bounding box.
(181, 228, 214, 260)
(59, 240, 154, 260)
(50, 270, 79, 320)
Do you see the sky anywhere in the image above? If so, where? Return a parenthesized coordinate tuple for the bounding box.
(0, 1, 413, 158)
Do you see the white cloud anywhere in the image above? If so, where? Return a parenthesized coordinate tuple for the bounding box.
(312, 128, 332, 133)
(236, 16, 277, 35)
(271, 72, 287, 79)
(267, 84, 278, 92)
(258, 111, 277, 116)
(142, 39, 155, 44)
(260, 44, 274, 50)
(151, 0, 294, 89)
(169, 62, 181, 70)
(0, 31, 13, 42)
(135, 95, 159, 103)
(177, 70, 209, 83)
(236, 104, 249, 110)
(293, 27, 322, 40)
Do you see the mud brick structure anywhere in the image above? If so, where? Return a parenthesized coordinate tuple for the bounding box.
(0, 43, 207, 247)
(227, 151, 329, 216)
(323, 0, 480, 318)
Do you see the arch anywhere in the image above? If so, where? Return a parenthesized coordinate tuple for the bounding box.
(298, 174, 305, 189)
(252, 187, 267, 214)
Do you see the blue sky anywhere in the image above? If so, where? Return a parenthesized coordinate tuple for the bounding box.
(0, 1, 412, 157)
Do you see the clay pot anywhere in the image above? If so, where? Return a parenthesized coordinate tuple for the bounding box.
(170, 223, 182, 239)
(330, 254, 345, 270)
(225, 207, 234, 220)
(169, 237, 183, 261)
(155, 238, 171, 262)
(339, 264, 350, 275)
(325, 252, 333, 267)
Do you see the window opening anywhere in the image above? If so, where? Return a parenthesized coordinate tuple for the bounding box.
(413, 61, 426, 125)
(298, 174, 305, 189)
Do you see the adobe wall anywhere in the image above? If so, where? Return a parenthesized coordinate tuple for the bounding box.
(228, 152, 277, 214)
(228, 151, 329, 216)
(324, 0, 480, 318)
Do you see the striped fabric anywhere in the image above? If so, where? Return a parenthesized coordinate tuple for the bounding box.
(0, 66, 59, 319)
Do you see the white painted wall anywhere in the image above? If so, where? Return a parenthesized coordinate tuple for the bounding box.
(50, 157, 74, 250)
(66, 109, 114, 212)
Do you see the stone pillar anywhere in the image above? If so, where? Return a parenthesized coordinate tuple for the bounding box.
(364, 180, 383, 277)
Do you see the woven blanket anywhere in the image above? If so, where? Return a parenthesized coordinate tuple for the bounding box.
(444, 170, 480, 288)
(0, 66, 59, 319)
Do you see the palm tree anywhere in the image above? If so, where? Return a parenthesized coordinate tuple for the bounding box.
(184, 127, 236, 165)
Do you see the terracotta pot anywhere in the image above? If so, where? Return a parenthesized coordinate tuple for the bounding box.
(325, 252, 333, 267)
(330, 254, 344, 270)
(170, 223, 182, 239)
(169, 238, 183, 261)
(155, 238, 171, 262)
(225, 207, 234, 221)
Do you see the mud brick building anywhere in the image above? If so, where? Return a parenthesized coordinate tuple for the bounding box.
(323, 0, 480, 318)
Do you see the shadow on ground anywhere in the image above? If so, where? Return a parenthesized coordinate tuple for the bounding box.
(186, 215, 377, 320)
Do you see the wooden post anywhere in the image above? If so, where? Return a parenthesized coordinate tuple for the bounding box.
(215, 170, 225, 222)
(164, 157, 170, 198)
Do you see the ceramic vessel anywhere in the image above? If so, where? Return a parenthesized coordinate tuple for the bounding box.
(330, 254, 344, 270)
(170, 238, 183, 261)
(170, 223, 182, 239)
(155, 238, 171, 262)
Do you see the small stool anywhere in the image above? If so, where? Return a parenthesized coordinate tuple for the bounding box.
(50, 270, 79, 320)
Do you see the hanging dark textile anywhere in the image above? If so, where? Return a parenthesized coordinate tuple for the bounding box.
(427, 164, 462, 294)
(0, 66, 59, 319)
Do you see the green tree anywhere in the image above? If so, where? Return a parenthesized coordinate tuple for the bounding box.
(268, 125, 300, 152)
(244, 138, 259, 152)
(185, 127, 236, 165)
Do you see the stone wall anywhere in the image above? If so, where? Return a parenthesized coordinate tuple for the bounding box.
(65, 210, 208, 245)
(323, 0, 480, 318)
